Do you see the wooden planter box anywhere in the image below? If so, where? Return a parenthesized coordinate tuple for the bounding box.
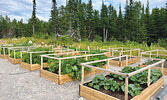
(140, 65, 167, 76)
(105, 52, 111, 57)
(0, 54, 8, 59)
(110, 57, 140, 67)
(40, 65, 106, 85)
(79, 76, 164, 100)
(20, 62, 48, 71)
(8, 57, 21, 64)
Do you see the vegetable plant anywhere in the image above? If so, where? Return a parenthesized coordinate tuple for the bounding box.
(46, 55, 108, 80)
(10, 50, 21, 59)
(88, 66, 162, 97)
(22, 47, 53, 64)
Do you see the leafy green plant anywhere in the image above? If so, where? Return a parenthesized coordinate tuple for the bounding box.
(46, 55, 108, 80)
(22, 47, 53, 64)
(10, 50, 21, 59)
(143, 60, 159, 65)
(0, 48, 8, 55)
(88, 66, 162, 97)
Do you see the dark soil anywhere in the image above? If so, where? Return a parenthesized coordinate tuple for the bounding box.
(84, 75, 149, 100)
(43, 67, 58, 74)
(113, 57, 136, 61)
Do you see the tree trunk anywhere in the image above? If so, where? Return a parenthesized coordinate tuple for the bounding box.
(103, 27, 106, 42)
(105, 29, 108, 41)
(32, 24, 35, 34)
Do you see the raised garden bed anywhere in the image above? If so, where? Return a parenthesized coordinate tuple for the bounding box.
(20, 47, 53, 71)
(140, 59, 167, 76)
(40, 53, 108, 85)
(8, 47, 34, 64)
(79, 56, 165, 100)
(110, 56, 140, 67)
(0, 54, 8, 59)
(80, 76, 164, 100)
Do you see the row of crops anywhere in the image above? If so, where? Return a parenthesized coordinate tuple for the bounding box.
(0, 43, 166, 100)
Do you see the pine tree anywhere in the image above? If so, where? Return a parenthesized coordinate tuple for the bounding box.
(100, 0, 108, 42)
(86, 0, 93, 40)
(108, 4, 117, 40)
(116, 4, 124, 41)
(50, 0, 58, 37)
(32, 0, 36, 34)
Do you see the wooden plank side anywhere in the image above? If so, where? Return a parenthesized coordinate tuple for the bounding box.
(110, 60, 120, 67)
(80, 85, 119, 100)
(30, 64, 41, 71)
(40, 69, 58, 84)
(132, 76, 164, 100)
(128, 57, 140, 65)
(0, 54, 9, 59)
(80, 77, 164, 100)
(8, 57, 20, 64)
(59, 74, 74, 85)
(105, 52, 111, 57)
(20, 62, 31, 70)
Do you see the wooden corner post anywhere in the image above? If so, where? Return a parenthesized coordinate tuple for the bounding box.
(30, 53, 32, 65)
(125, 76, 129, 100)
(81, 65, 84, 84)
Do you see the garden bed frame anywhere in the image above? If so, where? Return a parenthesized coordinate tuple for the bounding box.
(20, 50, 54, 71)
(0, 46, 34, 59)
(80, 55, 165, 100)
(8, 47, 35, 64)
(141, 49, 167, 75)
(40, 52, 108, 85)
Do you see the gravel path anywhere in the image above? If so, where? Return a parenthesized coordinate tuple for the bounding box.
(0, 58, 167, 100)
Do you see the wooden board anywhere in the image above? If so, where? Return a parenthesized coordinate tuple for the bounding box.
(40, 67, 99, 85)
(79, 76, 164, 100)
(110, 57, 140, 67)
(40, 69, 59, 84)
(8, 57, 21, 64)
(132, 76, 164, 100)
(105, 52, 111, 57)
(20, 62, 41, 71)
(0, 54, 8, 59)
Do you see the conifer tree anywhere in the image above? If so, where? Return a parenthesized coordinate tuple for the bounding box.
(32, 0, 36, 34)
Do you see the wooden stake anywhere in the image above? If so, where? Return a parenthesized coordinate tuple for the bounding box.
(112, 48, 114, 57)
(126, 55, 128, 66)
(149, 51, 152, 58)
(138, 49, 140, 57)
(30, 53, 32, 65)
(161, 62, 164, 76)
(119, 52, 121, 62)
(107, 59, 110, 74)
(147, 68, 151, 86)
(130, 50, 132, 59)
(125, 76, 129, 100)
(41, 56, 43, 70)
(3, 48, 5, 55)
(157, 50, 159, 57)
(81, 66, 84, 84)
(59, 60, 61, 76)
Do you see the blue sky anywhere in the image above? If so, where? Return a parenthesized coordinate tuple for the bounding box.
(0, 0, 166, 22)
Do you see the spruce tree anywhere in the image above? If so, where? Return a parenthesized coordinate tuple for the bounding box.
(86, 0, 93, 40)
(100, 0, 108, 42)
(32, 0, 36, 34)
(116, 4, 124, 41)
(50, 0, 58, 37)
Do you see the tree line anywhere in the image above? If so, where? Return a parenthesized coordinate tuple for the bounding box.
(0, 0, 167, 44)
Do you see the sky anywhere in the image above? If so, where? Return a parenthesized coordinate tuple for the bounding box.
(0, 0, 166, 22)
